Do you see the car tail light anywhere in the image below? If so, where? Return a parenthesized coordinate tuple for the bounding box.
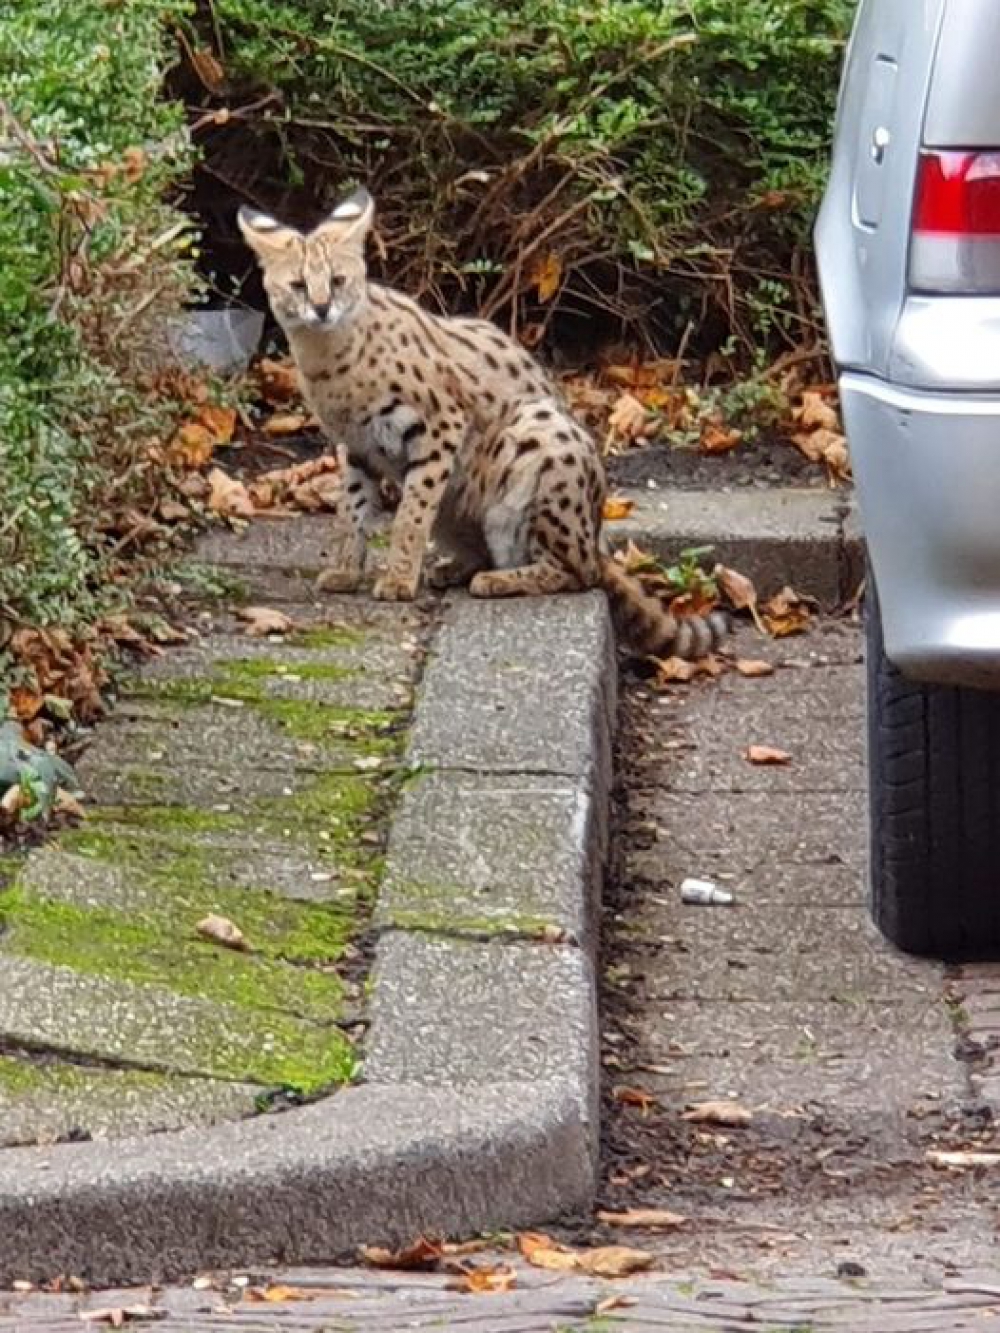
(910, 150, 1000, 293)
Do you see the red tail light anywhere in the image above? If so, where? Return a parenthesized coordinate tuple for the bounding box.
(910, 151, 1000, 292)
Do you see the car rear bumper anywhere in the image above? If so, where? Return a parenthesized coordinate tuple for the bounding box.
(841, 372, 1000, 688)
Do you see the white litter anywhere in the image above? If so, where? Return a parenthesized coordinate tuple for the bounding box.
(680, 877, 734, 906)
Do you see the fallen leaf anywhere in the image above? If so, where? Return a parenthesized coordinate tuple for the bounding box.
(596, 1208, 687, 1229)
(237, 606, 294, 637)
(207, 468, 254, 520)
(54, 789, 86, 819)
(196, 914, 250, 952)
(613, 1085, 658, 1113)
(246, 1285, 315, 1303)
(744, 745, 792, 767)
(9, 687, 44, 722)
(576, 1246, 655, 1279)
(451, 1263, 517, 1294)
(700, 422, 743, 455)
(607, 392, 653, 444)
(249, 457, 342, 514)
(190, 47, 226, 92)
(596, 1295, 637, 1314)
(79, 1308, 164, 1326)
(159, 499, 189, 523)
(734, 659, 775, 678)
(793, 389, 841, 434)
(256, 357, 300, 405)
(530, 252, 562, 304)
(682, 1099, 753, 1127)
(614, 539, 658, 576)
(653, 655, 723, 685)
(359, 1236, 442, 1270)
(0, 785, 28, 818)
(714, 565, 763, 631)
(602, 495, 635, 522)
(517, 1232, 579, 1272)
(761, 585, 813, 638)
(263, 412, 310, 437)
(927, 1149, 1000, 1169)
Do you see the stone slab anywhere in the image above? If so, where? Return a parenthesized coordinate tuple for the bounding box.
(410, 592, 615, 785)
(0, 957, 334, 1086)
(0, 1080, 593, 1285)
(607, 486, 854, 605)
(376, 771, 600, 944)
(196, 516, 336, 574)
(0, 1057, 259, 1148)
(364, 934, 597, 1128)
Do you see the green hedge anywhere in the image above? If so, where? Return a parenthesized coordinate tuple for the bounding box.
(194, 0, 854, 353)
(0, 0, 194, 636)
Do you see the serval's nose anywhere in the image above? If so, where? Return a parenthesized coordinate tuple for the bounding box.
(313, 299, 331, 321)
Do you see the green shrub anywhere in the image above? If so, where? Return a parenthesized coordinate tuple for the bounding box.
(0, 0, 196, 636)
(189, 0, 855, 357)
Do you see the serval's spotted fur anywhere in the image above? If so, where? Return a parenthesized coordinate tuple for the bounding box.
(239, 188, 726, 658)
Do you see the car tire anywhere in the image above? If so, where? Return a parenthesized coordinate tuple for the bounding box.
(867, 574, 1000, 958)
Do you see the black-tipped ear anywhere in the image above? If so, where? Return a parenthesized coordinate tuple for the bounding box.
(237, 206, 298, 256)
(314, 187, 375, 245)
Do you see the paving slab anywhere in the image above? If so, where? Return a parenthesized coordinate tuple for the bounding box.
(376, 771, 600, 942)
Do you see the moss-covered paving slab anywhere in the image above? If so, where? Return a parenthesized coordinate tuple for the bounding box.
(0, 588, 427, 1141)
(0, 1055, 260, 1148)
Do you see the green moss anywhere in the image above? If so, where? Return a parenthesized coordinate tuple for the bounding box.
(0, 1054, 173, 1098)
(214, 656, 359, 685)
(0, 886, 348, 1022)
(384, 906, 556, 937)
(287, 625, 366, 650)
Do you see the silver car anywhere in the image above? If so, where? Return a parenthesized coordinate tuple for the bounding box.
(816, 0, 1000, 958)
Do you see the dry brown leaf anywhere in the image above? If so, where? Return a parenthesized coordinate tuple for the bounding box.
(517, 1232, 579, 1272)
(196, 913, 250, 952)
(451, 1263, 517, 1294)
(256, 357, 300, 405)
(596, 1208, 687, 1230)
(79, 1308, 164, 1326)
(576, 1246, 655, 1279)
(263, 412, 310, 437)
(713, 564, 764, 632)
(1, 784, 28, 819)
(744, 744, 792, 766)
(190, 47, 226, 92)
(761, 585, 813, 638)
(734, 659, 775, 678)
(700, 422, 743, 455)
(612, 1085, 658, 1112)
(246, 1285, 315, 1303)
(927, 1149, 1000, 1169)
(9, 687, 44, 722)
(602, 495, 635, 522)
(682, 1099, 753, 1127)
(607, 392, 653, 444)
(237, 606, 294, 637)
(249, 457, 342, 514)
(530, 252, 562, 304)
(208, 468, 254, 520)
(793, 389, 841, 434)
(359, 1236, 442, 1270)
(54, 789, 86, 819)
(596, 1295, 637, 1314)
(654, 654, 723, 685)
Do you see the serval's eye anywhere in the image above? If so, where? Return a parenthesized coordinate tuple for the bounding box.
(290, 280, 307, 295)
(330, 273, 346, 289)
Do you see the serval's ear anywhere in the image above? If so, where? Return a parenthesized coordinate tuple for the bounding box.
(313, 187, 375, 249)
(237, 206, 300, 259)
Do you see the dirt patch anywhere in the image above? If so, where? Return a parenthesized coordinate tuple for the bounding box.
(607, 433, 830, 492)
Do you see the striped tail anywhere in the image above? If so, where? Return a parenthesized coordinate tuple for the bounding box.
(600, 556, 728, 660)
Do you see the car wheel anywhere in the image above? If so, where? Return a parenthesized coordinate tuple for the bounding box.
(867, 573, 1000, 958)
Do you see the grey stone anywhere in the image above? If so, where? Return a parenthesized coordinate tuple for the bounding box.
(0, 1081, 593, 1285)
(0, 957, 333, 1085)
(376, 772, 600, 944)
(365, 934, 597, 1131)
(410, 592, 615, 787)
(0, 1057, 259, 1148)
(196, 516, 336, 574)
(607, 486, 851, 605)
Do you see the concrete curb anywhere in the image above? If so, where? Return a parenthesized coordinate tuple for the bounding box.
(609, 486, 862, 607)
(0, 589, 613, 1285)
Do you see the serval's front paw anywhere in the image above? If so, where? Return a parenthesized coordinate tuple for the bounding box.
(373, 568, 420, 602)
(316, 564, 363, 594)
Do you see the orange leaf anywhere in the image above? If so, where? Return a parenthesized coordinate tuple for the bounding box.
(607, 392, 652, 443)
(263, 412, 310, 437)
(256, 357, 300, 405)
(453, 1263, 517, 1294)
(9, 687, 44, 722)
(190, 47, 226, 92)
(734, 659, 774, 678)
(359, 1236, 442, 1270)
(207, 468, 254, 520)
(517, 1232, 579, 1271)
(603, 495, 635, 522)
(761, 585, 813, 638)
(575, 1246, 655, 1279)
(700, 423, 743, 455)
(613, 1085, 658, 1113)
(529, 252, 562, 304)
(681, 1099, 753, 1127)
(744, 745, 792, 766)
(237, 606, 294, 637)
(246, 1285, 315, 1303)
(596, 1208, 687, 1230)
